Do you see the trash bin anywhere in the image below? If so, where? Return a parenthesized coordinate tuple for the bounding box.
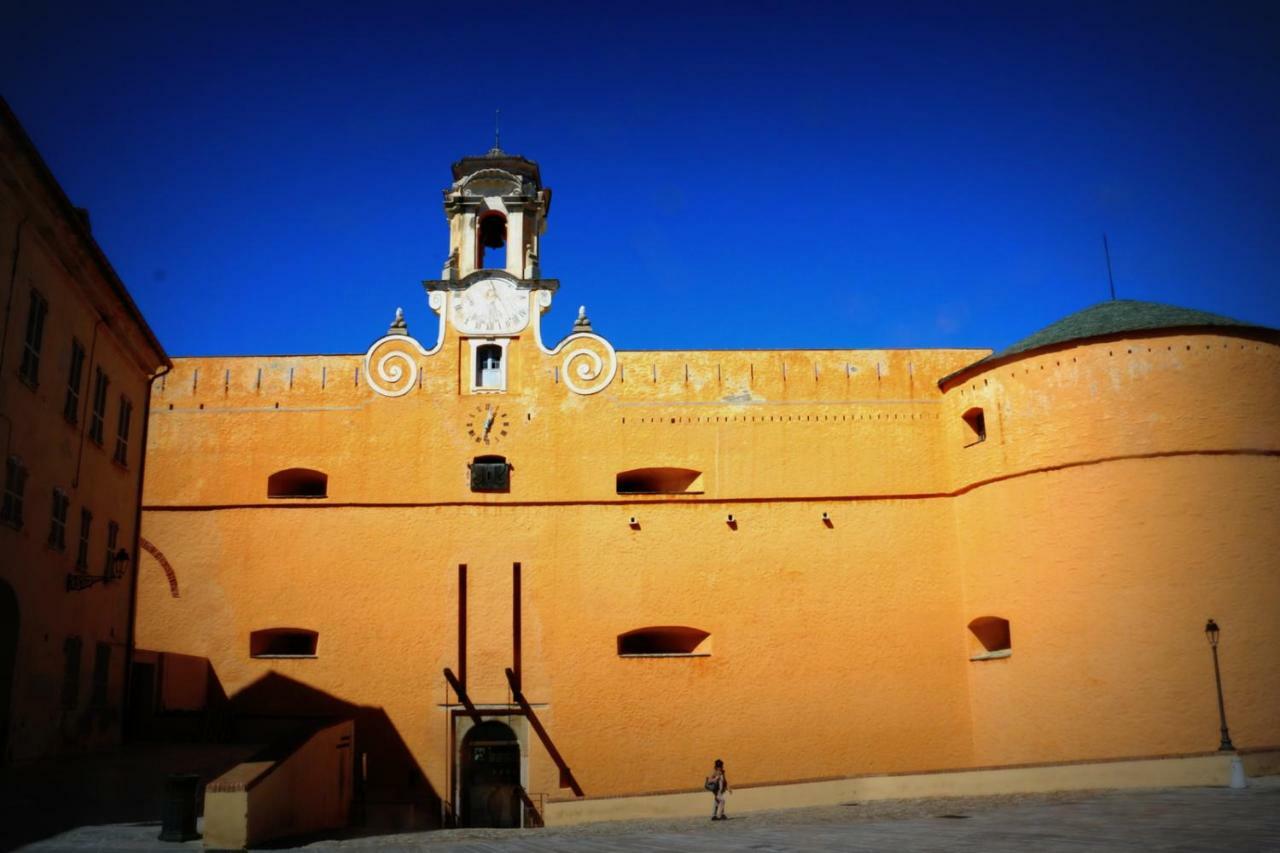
(158, 773, 200, 842)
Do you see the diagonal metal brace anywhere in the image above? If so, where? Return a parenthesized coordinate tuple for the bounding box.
(505, 667, 584, 797)
(443, 667, 485, 727)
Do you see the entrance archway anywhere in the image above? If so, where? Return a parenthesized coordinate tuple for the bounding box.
(0, 580, 18, 765)
(460, 720, 520, 827)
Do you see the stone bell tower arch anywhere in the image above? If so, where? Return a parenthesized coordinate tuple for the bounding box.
(441, 144, 551, 282)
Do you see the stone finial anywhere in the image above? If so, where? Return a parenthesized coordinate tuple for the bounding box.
(388, 307, 409, 336)
(573, 304, 594, 333)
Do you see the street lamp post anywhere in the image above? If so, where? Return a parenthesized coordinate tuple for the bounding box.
(1204, 619, 1235, 752)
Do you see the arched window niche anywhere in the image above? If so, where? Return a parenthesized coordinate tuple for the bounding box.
(250, 628, 318, 658)
(962, 407, 986, 446)
(615, 468, 704, 495)
(267, 468, 328, 499)
(617, 626, 711, 657)
(968, 616, 1011, 661)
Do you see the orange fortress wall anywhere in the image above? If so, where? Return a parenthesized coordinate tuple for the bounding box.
(132, 149, 1280, 826)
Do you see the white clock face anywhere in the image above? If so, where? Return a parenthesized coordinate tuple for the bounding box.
(451, 277, 530, 335)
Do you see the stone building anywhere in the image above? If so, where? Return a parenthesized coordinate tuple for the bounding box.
(0, 98, 170, 763)
(133, 146, 1279, 829)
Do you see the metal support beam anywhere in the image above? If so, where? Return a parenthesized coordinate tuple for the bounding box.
(443, 667, 484, 727)
(505, 667, 583, 797)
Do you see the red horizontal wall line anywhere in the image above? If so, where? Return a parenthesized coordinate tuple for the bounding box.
(140, 448, 1280, 513)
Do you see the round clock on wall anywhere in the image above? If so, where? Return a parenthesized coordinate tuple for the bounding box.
(466, 403, 512, 446)
(451, 276, 530, 335)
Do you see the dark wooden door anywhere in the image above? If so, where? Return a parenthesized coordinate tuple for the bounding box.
(461, 721, 520, 827)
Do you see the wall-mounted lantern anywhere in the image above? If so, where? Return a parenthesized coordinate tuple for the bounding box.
(67, 548, 129, 592)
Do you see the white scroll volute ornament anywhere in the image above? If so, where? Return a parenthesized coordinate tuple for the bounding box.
(364, 305, 441, 398)
(553, 304, 617, 396)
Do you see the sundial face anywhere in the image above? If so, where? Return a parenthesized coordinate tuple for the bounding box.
(451, 277, 529, 335)
(465, 403, 512, 446)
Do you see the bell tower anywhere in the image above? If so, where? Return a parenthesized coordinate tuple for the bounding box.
(440, 144, 551, 281)
(366, 144, 614, 399)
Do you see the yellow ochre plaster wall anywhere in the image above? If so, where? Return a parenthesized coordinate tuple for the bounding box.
(133, 313, 1280, 823)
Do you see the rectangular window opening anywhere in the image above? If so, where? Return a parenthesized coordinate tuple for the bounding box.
(76, 508, 93, 571)
(19, 288, 48, 387)
(89, 369, 110, 446)
(64, 338, 86, 424)
(113, 396, 132, 466)
(48, 488, 69, 550)
(1, 456, 27, 529)
(103, 520, 119, 574)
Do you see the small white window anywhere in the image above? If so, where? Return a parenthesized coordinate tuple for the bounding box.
(476, 344, 503, 389)
(467, 338, 511, 393)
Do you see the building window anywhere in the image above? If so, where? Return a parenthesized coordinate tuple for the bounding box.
(249, 628, 318, 658)
(75, 508, 93, 570)
(475, 344, 503, 389)
(470, 455, 510, 492)
(467, 338, 511, 393)
(62, 636, 83, 709)
(962, 407, 986, 446)
(89, 368, 110, 445)
(476, 211, 507, 270)
(113, 396, 133, 466)
(266, 468, 328, 498)
(91, 642, 111, 708)
(19, 288, 48, 387)
(103, 520, 119, 574)
(1, 456, 27, 529)
(48, 488, 69, 550)
(617, 626, 711, 657)
(64, 338, 86, 424)
(615, 468, 705, 495)
(968, 616, 1012, 661)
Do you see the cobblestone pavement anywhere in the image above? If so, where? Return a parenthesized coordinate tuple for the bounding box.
(15, 776, 1280, 852)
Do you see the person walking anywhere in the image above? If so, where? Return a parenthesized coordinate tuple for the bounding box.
(706, 759, 731, 820)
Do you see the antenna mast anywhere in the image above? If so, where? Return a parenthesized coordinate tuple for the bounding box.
(1103, 233, 1117, 301)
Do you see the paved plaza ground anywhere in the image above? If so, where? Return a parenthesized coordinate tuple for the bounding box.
(10, 775, 1279, 852)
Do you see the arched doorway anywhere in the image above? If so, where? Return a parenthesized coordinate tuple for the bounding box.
(0, 580, 18, 765)
(460, 720, 520, 827)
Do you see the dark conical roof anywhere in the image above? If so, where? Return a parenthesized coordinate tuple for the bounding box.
(940, 299, 1276, 388)
(451, 145, 541, 186)
(996, 299, 1259, 359)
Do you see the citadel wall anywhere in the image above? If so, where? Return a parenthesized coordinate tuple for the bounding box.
(133, 326, 1280, 813)
(943, 333, 1280, 766)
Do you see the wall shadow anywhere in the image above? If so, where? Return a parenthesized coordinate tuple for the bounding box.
(0, 653, 442, 850)
(225, 670, 444, 835)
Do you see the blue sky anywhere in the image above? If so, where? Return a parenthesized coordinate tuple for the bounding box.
(2, 1, 1277, 356)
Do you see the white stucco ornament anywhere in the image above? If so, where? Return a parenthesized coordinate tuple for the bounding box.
(532, 294, 618, 396)
(363, 294, 447, 398)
